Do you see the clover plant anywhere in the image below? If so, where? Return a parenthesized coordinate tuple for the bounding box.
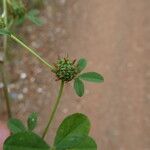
(0, 1, 104, 149)
(7, 0, 43, 26)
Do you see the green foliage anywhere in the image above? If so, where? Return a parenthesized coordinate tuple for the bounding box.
(73, 136, 97, 150)
(3, 131, 50, 150)
(0, 31, 102, 148)
(77, 58, 87, 73)
(74, 78, 84, 97)
(79, 72, 104, 83)
(52, 57, 104, 97)
(7, 118, 26, 134)
(0, 29, 11, 35)
(29, 0, 44, 8)
(53, 57, 78, 82)
(8, 0, 26, 18)
(54, 113, 97, 150)
(7, 112, 38, 134)
(27, 112, 38, 131)
(26, 9, 43, 26)
(4, 113, 97, 150)
(6, 0, 43, 26)
(73, 58, 104, 97)
(1, 2, 103, 149)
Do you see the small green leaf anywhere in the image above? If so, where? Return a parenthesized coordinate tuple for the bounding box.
(79, 72, 104, 83)
(27, 112, 38, 131)
(7, 118, 26, 134)
(77, 58, 87, 72)
(0, 29, 11, 36)
(3, 131, 50, 150)
(15, 16, 25, 25)
(26, 9, 43, 26)
(54, 113, 91, 150)
(74, 78, 84, 97)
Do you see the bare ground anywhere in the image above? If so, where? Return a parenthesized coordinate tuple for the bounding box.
(0, 0, 150, 150)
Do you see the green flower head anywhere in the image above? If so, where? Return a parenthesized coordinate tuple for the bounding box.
(52, 57, 78, 82)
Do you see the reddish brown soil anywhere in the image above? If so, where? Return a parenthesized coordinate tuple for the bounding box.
(0, 0, 150, 150)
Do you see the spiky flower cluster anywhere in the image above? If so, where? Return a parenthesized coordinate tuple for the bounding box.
(0, 17, 6, 29)
(9, 0, 26, 18)
(52, 58, 78, 82)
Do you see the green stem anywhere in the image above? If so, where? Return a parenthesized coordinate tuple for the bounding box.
(1, 0, 12, 118)
(10, 34, 54, 70)
(1, 70, 12, 118)
(42, 81, 65, 139)
(8, 18, 14, 29)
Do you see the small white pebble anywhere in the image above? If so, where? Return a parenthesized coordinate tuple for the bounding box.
(18, 93, 24, 101)
(0, 82, 4, 88)
(37, 88, 43, 93)
(22, 87, 28, 94)
(20, 72, 27, 79)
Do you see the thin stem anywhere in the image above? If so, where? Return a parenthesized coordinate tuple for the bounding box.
(3, 0, 7, 25)
(8, 18, 14, 29)
(1, 70, 12, 118)
(1, 0, 12, 118)
(10, 34, 54, 70)
(42, 81, 65, 139)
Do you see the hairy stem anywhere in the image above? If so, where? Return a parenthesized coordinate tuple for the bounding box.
(1, 0, 12, 118)
(42, 81, 65, 139)
(10, 34, 54, 70)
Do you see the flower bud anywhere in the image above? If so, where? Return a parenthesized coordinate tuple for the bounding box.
(52, 57, 78, 82)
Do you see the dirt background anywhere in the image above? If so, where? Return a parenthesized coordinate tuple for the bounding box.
(0, 0, 150, 150)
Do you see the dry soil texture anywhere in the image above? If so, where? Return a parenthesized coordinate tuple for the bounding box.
(1, 0, 150, 150)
